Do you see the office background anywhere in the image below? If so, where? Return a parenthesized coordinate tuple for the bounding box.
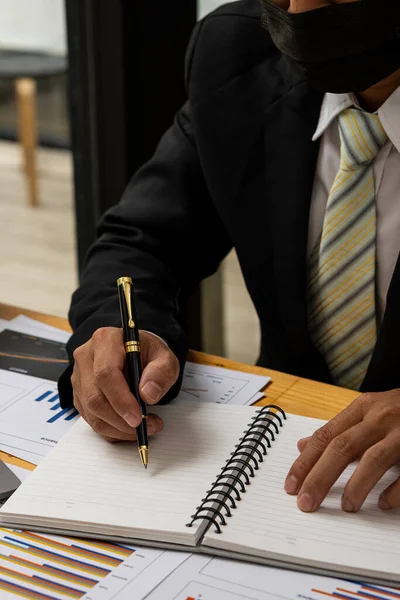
(0, 0, 259, 365)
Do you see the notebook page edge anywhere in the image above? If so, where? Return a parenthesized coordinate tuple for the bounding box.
(198, 544, 400, 587)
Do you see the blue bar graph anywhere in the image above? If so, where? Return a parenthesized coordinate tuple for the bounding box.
(47, 394, 60, 403)
(34, 391, 53, 403)
(34, 391, 79, 424)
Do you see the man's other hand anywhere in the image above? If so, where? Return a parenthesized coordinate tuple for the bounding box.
(71, 328, 179, 442)
(284, 390, 400, 512)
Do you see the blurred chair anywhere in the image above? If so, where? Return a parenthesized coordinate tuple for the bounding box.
(0, 50, 67, 207)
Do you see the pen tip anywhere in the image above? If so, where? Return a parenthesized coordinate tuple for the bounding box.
(139, 446, 148, 469)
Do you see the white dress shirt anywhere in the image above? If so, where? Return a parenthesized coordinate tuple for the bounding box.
(308, 87, 400, 324)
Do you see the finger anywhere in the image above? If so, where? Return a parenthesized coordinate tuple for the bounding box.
(71, 345, 91, 401)
(296, 422, 383, 512)
(83, 381, 165, 435)
(342, 435, 399, 512)
(297, 437, 366, 461)
(73, 391, 84, 417)
(92, 328, 142, 427)
(84, 387, 142, 434)
(92, 422, 138, 441)
(74, 340, 138, 434)
(148, 413, 164, 433)
(73, 392, 127, 441)
(77, 411, 163, 442)
(139, 335, 180, 405)
(380, 477, 400, 511)
(297, 437, 311, 453)
(92, 414, 163, 440)
(285, 397, 365, 495)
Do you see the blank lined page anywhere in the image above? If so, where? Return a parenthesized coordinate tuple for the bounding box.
(205, 414, 400, 582)
(0, 403, 257, 546)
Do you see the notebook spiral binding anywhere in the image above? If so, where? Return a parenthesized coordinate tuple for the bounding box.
(186, 405, 287, 534)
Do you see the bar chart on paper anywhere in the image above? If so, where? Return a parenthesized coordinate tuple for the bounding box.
(311, 580, 400, 600)
(146, 555, 400, 600)
(34, 389, 78, 424)
(180, 583, 246, 600)
(0, 370, 79, 465)
(0, 528, 187, 600)
(177, 580, 400, 600)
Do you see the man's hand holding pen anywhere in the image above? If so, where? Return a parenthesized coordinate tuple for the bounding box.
(71, 328, 179, 442)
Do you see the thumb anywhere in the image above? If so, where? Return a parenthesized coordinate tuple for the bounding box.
(139, 333, 180, 405)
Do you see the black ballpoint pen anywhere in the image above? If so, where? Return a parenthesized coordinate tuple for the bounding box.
(117, 277, 149, 469)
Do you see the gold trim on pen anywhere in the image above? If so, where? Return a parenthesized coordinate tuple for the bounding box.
(117, 278, 135, 328)
(117, 277, 132, 286)
(125, 341, 141, 354)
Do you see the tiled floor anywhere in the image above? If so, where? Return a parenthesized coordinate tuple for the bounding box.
(0, 140, 259, 364)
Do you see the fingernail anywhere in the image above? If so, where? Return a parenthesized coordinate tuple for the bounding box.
(124, 412, 140, 428)
(285, 475, 299, 495)
(379, 495, 390, 510)
(298, 493, 315, 512)
(342, 497, 355, 513)
(148, 425, 156, 436)
(142, 381, 162, 403)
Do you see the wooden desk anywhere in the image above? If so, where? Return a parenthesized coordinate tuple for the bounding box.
(0, 303, 359, 471)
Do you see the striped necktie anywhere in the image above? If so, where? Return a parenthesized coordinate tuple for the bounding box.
(308, 108, 388, 390)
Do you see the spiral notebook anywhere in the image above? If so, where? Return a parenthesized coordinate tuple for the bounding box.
(1, 403, 400, 585)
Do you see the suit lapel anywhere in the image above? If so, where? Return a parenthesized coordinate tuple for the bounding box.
(263, 81, 332, 381)
(193, 53, 332, 382)
(192, 57, 285, 206)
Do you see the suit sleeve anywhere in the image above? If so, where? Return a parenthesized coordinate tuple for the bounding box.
(58, 23, 233, 408)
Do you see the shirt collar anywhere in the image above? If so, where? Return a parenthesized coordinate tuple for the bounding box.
(379, 85, 400, 154)
(313, 86, 400, 154)
(312, 93, 354, 142)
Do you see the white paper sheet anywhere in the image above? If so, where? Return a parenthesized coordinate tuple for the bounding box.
(0, 369, 79, 465)
(175, 362, 270, 407)
(6, 315, 71, 343)
(0, 527, 189, 600)
(146, 553, 400, 600)
(0, 316, 76, 464)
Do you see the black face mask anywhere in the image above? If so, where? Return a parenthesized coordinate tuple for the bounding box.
(260, 0, 400, 93)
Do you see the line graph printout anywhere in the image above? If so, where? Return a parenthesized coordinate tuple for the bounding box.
(146, 554, 400, 600)
(0, 528, 188, 600)
(0, 328, 69, 382)
(0, 369, 79, 465)
(176, 363, 270, 406)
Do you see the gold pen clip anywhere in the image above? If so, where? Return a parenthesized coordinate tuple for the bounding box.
(117, 277, 135, 328)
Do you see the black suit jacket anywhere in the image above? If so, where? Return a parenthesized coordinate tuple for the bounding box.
(59, 0, 400, 407)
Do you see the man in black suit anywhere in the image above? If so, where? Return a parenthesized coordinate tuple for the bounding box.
(61, 0, 400, 513)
